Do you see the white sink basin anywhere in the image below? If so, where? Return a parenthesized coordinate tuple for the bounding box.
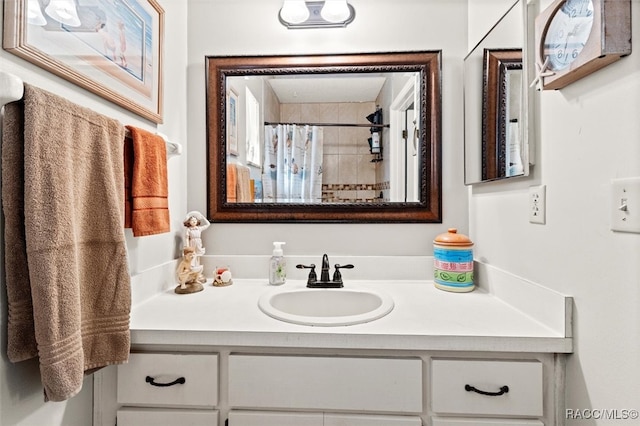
(258, 288, 394, 326)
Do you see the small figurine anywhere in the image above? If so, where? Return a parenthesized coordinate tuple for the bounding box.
(182, 211, 210, 284)
(175, 247, 204, 294)
(213, 266, 233, 287)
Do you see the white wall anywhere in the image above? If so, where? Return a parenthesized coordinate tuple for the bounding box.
(186, 0, 469, 258)
(0, 1, 188, 424)
(469, 0, 640, 423)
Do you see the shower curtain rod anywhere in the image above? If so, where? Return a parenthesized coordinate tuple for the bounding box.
(265, 121, 389, 128)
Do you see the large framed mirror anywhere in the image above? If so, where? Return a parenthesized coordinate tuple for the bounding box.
(464, 0, 536, 185)
(206, 52, 442, 222)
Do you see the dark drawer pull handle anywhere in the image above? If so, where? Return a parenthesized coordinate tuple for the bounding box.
(145, 375, 186, 387)
(465, 384, 509, 396)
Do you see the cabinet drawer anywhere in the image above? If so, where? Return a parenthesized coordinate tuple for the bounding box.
(325, 413, 423, 425)
(431, 359, 543, 417)
(229, 411, 422, 426)
(117, 407, 218, 426)
(229, 355, 422, 413)
(117, 353, 218, 408)
(432, 419, 543, 426)
(229, 410, 324, 426)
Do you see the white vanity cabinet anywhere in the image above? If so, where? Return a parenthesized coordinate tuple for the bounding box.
(114, 352, 219, 426)
(94, 273, 571, 425)
(95, 350, 564, 426)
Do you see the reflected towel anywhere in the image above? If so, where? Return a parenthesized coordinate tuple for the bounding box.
(124, 125, 170, 236)
(1, 84, 131, 401)
(227, 163, 238, 202)
(237, 165, 252, 202)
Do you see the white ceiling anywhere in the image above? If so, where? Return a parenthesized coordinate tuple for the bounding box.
(267, 75, 387, 104)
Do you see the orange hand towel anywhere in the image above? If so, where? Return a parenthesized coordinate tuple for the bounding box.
(124, 126, 170, 236)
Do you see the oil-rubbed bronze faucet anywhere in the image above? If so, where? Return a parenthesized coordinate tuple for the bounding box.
(296, 254, 354, 288)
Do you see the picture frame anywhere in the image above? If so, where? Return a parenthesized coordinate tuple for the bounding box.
(227, 88, 239, 156)
(3, 0, 164, 123)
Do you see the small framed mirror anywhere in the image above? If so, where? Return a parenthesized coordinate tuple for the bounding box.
(206, 51, 442, 222)
(464, 0, 536, 185)
(482, 48, 523, 180)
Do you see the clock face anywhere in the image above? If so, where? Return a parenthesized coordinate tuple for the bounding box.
(543, 0, 594, 71)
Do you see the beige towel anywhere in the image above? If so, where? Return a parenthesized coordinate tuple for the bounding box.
(237, 165, 252, 202)
(2, 98, 37, 362)
(1, 85, 131, 401)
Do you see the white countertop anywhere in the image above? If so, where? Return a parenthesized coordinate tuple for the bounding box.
(129, 278, 573, 353)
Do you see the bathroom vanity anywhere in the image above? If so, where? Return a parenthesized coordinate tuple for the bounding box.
(93, 258, 572, 426)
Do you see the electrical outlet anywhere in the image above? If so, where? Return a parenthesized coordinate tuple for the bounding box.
(529, 185, 546, 224)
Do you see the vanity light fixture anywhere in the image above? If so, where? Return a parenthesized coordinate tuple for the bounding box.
(279, 0, 355, 29)
(280, 0, 310, 24)
(45, 0, 81, 27)
(321, 0, 351, 22)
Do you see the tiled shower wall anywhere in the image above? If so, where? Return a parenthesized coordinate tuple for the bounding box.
(280, 102, 384, 202)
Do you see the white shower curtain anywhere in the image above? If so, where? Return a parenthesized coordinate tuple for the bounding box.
(262, 124, 323, 203)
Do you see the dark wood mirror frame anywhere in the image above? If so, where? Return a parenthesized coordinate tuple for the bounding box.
(205, 51, 442, 223)
(482, 49, 522, 181)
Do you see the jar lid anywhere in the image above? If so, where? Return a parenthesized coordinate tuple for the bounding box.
(434, 228, 473, 246)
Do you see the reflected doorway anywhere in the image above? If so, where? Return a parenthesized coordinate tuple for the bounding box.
(390, 76, 420, 203)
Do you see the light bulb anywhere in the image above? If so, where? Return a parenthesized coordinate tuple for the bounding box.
(280, 0, 310, 24)
(27, 0, 47, 26)
(45, 0, 81, 27)
(320, 0, 350, 23)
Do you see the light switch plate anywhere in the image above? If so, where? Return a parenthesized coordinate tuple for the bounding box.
(611, 178, 640, 233)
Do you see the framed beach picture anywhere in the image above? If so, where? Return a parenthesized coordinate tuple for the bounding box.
(3, 0, 164, 123)
(227, 88, 239, 156)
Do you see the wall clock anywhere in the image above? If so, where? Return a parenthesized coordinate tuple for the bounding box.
(534, 0, 631, 90)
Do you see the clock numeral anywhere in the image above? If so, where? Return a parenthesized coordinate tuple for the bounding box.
(564, 0, 593, 18)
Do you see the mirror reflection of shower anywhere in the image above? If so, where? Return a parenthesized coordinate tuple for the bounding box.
(225, 71, 423, 204)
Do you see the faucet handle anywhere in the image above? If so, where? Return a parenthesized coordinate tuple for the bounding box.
(296, 264, 317, 284)
(296, 263, 316, 270)
(335, 264, 354, 269)
(332, 264, 354, 283)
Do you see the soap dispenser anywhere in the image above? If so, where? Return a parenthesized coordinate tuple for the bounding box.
(269, 242, 287, 285)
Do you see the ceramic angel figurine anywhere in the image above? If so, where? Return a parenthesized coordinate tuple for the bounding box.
(175, 247, 204, 294)
(182, 211, 210, 283)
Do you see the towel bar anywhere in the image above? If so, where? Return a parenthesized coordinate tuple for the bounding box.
(0, 70, 182, 158)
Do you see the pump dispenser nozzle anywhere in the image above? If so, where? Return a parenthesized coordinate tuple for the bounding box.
(272, 241, 286, 256)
